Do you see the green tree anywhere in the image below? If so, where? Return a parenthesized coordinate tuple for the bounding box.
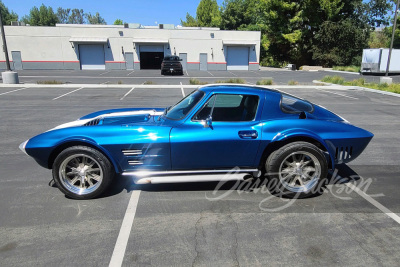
(312, 19, 370, 66)
(22, 4, 58, 26)
(181, 12, 198, 27)
(113, 19, 124, 25)
(56, 7, 70, 24)
(0, 1, 18, 25)
(69, 9, 85, 24)
(220, 0, 258, 30)
(368, 30, 390, 48)
(196, 0, 221, 27)
(86, 12, 106, 25)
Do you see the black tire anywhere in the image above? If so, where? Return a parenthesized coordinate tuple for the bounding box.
(161, 70, 165, 75)
(52, 146, 114, 200)
(265, 141, 328, 198)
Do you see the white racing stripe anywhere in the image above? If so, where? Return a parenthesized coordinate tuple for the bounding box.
(52, 87, 84, 100)
(0, 87, 29, 96)
(109, 190, 141, 267)
(346, 183, 400, 224)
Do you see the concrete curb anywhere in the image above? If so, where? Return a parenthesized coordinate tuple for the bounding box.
(322, 70, 360, 75)
(312, 80, 400, 98)
(0, 82, 356, 91)
(0, 83, 201, 89)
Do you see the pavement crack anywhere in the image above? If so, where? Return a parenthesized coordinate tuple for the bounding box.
(192, 211, 206, 267)
(227, 213, 240, 267)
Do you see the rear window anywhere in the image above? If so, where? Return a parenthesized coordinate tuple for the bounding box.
(164, 56, 180, 61)
(280, 94, 314, 113)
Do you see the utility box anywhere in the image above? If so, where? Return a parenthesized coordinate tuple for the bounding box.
(361, 48, 400, 74)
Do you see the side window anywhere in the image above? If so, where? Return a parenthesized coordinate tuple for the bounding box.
(193, 94, 259, 122)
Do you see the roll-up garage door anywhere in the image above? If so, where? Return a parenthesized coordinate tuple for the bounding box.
(79, 44, 105, 70)
(139, 45, 164, 69)
(227, 46, 249, 70)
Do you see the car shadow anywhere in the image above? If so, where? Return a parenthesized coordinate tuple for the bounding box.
(96, 164, 362, 199)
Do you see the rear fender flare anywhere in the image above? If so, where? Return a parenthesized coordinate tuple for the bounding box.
(271, 129, 336, 169)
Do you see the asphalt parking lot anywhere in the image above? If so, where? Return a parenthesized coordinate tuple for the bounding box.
(1, 83, 400, 266)
(10, 68, 400, 85)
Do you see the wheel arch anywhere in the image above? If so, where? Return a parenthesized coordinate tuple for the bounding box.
(259, 133, 335, 170)
(47, 139, 121, 173)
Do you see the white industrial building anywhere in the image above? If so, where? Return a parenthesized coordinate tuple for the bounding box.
(0, 24, 261, 71)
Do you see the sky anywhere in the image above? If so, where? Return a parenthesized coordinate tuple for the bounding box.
(2, 0, 224, 26)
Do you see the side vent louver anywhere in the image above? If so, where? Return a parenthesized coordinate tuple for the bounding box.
(84, 118, 101, 126)
(335, 146, 353, 161)
(128, 160, 143, 165)
(122, 149, 142, 156)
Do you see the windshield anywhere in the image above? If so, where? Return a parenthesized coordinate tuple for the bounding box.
(165, 90, 205, 120)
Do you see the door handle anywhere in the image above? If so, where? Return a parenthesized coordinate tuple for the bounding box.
(238, 130, 258, 139)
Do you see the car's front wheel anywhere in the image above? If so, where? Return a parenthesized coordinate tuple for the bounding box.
(265, 141, 328, 198)
(52, 146, 114, 199)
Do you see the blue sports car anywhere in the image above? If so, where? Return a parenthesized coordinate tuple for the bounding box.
(19, 85, 373, 199)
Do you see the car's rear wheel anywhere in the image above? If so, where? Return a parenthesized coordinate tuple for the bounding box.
(265, 141, 328, 198)
(52, 146, 114, 200)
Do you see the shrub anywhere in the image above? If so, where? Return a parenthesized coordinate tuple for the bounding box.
(36, 80, 63, 84)
(288, 80, 299, 85)
(215, 78, 246, 84)
(256, 79, 273, 85)
(189, 78, 208, 85)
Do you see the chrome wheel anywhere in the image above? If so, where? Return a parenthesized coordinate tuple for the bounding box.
(59, 154, 103, 195)
(279, 151, 321, 193)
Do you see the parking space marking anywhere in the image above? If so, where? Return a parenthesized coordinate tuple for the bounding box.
(186, 70, 189, 76)
(346, 183, 400, 224)
(127, 71, 135, 76)
(0, 87, 29, 96)
(228, 71, 237, 76)
(314, 88, 358, 100)
(180, 82, 185, 97)
(101, 81, 110, 84)
(52, 87, 84, 100)
(207, 71, 214, 77)
(120, 87, 135, 100)
(100, 71, 111, 76)
(109, 190, 141, 267)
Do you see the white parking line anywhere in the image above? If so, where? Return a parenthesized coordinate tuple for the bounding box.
(186, 70, 188, 76)
(346, 183, 400, 224)
(109, 190, 141, 267)
(228, 71, 237, 76)
(127, 71, 135, 76)
(207, 71, 214, 77)
(100, 71, 111, 76)
(52, 87, 84, 100)
(0, 87, 29, 96)
(180, 82, 185, 97)
(314, 88, 358, 100)
(101, 81, 110, 85)
(120, 87, 135, 100)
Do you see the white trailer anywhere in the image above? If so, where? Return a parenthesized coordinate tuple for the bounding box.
(361, 48, 400, 74)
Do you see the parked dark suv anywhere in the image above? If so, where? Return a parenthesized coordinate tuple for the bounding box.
(161, 56, 183, 75)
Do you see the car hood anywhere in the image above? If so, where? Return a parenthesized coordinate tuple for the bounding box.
(49, 108, 165, 131)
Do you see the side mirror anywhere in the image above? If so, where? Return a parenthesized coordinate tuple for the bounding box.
(204, 115, 213, 129)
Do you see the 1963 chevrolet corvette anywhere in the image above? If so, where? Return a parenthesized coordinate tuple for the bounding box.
(19, 85, 373, 199)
